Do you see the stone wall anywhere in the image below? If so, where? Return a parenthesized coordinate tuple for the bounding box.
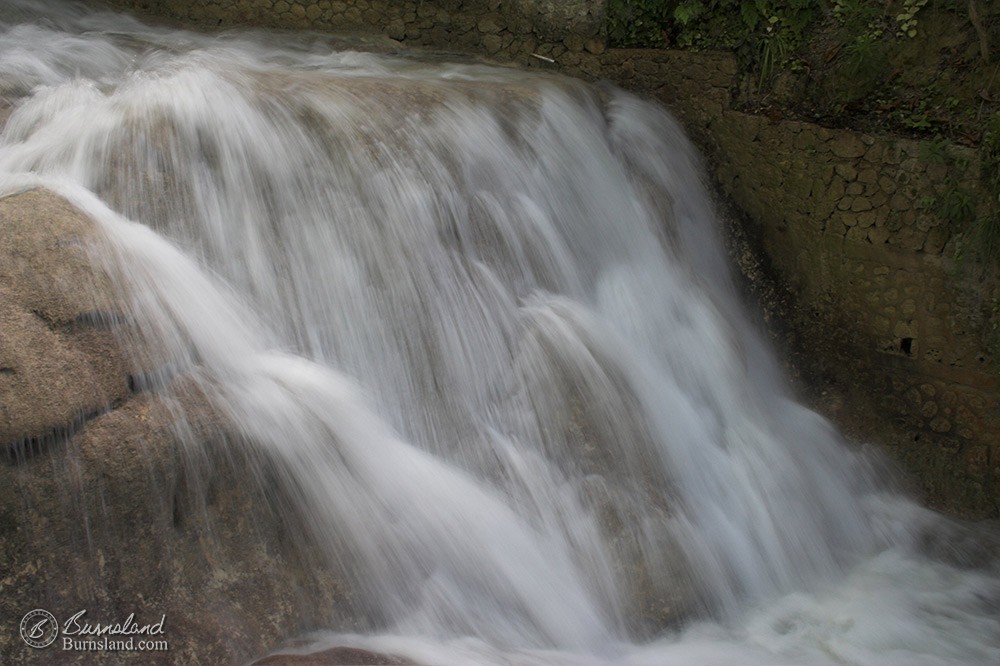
(707, 112, 1000, 516)
(97, 0, 1000, 516)
(105, 0, 606, 57)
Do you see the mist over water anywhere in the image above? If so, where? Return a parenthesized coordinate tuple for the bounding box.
(2, 2, 999, 663)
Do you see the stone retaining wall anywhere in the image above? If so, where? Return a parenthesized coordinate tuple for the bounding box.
(708, 111, 1000, 515)
(99, 0, 1000, 516)
(106, 0, 605, 57)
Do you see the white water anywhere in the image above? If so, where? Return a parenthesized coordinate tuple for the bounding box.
(2, 2, 998, 664)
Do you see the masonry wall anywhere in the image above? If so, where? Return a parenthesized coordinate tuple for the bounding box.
(708, 112, 1000, 515)
(105, 0, 606, 55)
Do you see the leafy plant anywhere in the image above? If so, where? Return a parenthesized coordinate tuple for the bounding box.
(832, 0, 885, 37)
(976, 113, 1000, 265)
(606, 0, 829, 99)
(607, 0, 672, 47)
(981, 113, 1000, 192)
(897, 100, 935, 131)
(977, 210, 1000, 264)
(611, 0, 824, 87)
(919, 137, 950, 164)
(986, 297, 1000, 360)
(757, 15, 791, 88)
(937, 179, 976, 226)
(936, 117, 1000, 275)
(895, 0, 929, 38)
(673, 0, 706, 26)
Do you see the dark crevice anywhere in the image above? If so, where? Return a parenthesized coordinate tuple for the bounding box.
(172, 489, 184, 528)
(28, 308, 133, 332)
(128, 364, 179, 394)
(70, 310, 133, 330)
(900, 337, 913, 356)
(29, 309, 50, 324)
(3, 362, 168, 465)
(0, 367, 14, 375)
(2, 405, 116, 465)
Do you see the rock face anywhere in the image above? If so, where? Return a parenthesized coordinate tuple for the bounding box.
(0, 190, 352, 665)
(0, 190, 129, 458)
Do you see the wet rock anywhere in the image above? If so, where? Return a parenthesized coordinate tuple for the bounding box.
(0, 190, 352, 665)
(0, 190, 130, 458)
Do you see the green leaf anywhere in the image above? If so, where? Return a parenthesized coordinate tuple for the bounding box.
(674, 1, 706, 26)
(740, 2, 760, 30)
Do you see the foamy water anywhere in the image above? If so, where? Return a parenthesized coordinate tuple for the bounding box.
(1, 1, 998, 664)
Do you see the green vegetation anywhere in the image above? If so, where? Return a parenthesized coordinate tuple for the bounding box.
(919, 139, 976, 233)
(608, 0, 822, 86)
(895, 0, 929, 38)
(606, 0, 671, 48)
(605, 0, 946, 97)
(606, 0, 995, 135)
(917, 126, 999, 276)
(607, 0, 821, 48)
(976, 112, 1000, 265)
(606, 0, 1000, 277)
(987, 298, 1000, 359)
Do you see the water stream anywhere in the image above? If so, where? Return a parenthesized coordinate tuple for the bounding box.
(2, 1, 998, 664)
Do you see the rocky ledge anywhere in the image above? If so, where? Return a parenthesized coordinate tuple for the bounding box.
(0, 190, 352, 665)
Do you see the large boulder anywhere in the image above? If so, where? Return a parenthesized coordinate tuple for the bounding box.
(0, 190, 352, 665)
(0, 190, 129, 456)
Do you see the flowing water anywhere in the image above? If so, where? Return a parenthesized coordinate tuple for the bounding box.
(2, 1, 999, 664)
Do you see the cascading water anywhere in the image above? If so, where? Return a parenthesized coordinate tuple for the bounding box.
(2, 1, 998, 664)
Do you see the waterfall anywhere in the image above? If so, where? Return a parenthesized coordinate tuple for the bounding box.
(2, 1, 998, 664)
